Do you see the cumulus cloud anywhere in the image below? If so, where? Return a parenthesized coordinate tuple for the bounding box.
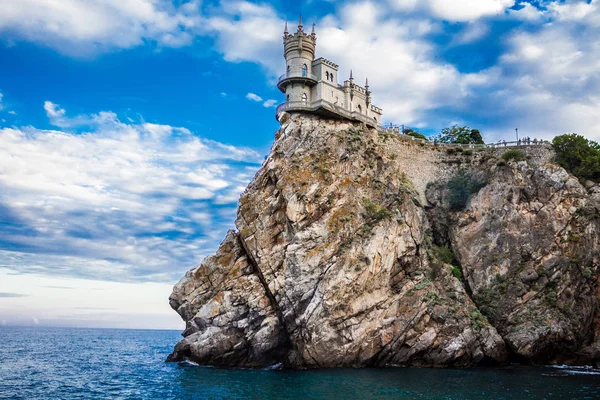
(0, 0, 202, 56)
(246, 93, 277, 108)
(262, 99, 278, 108)
(205, 2, 283, 76)
(0, 103, 261, 282)
(462, 0, 600, 141)
(246, 92, 263, 102)
(389, 0, 515, 21)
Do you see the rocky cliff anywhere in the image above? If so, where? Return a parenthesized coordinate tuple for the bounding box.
(168, 113, 600, 368)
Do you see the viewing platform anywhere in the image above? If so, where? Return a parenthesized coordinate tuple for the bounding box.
(277, 70, 319, 93)
(276, 100, 380, 127)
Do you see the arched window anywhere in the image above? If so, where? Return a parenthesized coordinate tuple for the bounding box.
(302, 64, 308, 77)
(301, 93, 307, 102)
(330, 73, 334, 82)
(326, 71, 329, 80)
(286, 94, 290, 102)
(287, 65, 290, 75)
(357, 104, 362, 114)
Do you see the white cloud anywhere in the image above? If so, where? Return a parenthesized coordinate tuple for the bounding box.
(548, 0, 597, 21)
(427, 0, 515, 21)
(0, 0, 202, 56)
(205, 2, 283, 76)
(0, 103, 261, 282)
(8, 111, 16, 115)
(246, 92, 263, 102)
(509, 3, 545, 21)
(389, 0, 515, 21)
(246, 92, 277, 108)
(465, 2, 600, 142)
(0, 92, 3, 111)
(454, 21, 490, 44)
(263, 99, 278, 108)
(43, 100, 66, 118)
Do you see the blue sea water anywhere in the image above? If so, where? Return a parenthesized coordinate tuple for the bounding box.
(0, 327, 599, 399)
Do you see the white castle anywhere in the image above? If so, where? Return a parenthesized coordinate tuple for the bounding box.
(276, 17, 383, 127)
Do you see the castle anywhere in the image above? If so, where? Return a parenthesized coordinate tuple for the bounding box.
(276, 18, 383, 127)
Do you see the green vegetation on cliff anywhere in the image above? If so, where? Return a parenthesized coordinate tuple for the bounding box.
(501, 149, 526, 163)
(552, 134, 600, 183)
(436, 125, 484, 145)
(446, 169, 487, 210)
(402, 128, 428, 141)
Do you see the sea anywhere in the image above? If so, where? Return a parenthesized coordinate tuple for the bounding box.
(0, 327, 599, 399)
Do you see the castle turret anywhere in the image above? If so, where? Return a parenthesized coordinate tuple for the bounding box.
(277, 17, 318, 101)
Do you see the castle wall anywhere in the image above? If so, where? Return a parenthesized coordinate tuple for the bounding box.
(313, 81, 345, 105)
(285, 82, 311, 103)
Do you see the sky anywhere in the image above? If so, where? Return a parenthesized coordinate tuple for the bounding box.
(0, 0, 599, 330)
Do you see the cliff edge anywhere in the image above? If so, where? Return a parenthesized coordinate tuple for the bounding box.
(168, 113, 600, 368)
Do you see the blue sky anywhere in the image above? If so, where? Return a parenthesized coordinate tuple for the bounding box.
(0, 0, 599, 329)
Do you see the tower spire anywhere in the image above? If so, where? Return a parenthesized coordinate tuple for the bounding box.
(311, 23, 316, 35)
(298, 15, 303, 31)
(365, 77, 369, 88)
(350, 70, 354, 82)
(284, 21, 288, 35)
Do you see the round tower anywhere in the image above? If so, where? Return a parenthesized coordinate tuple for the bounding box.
(277, 17, 318, 103)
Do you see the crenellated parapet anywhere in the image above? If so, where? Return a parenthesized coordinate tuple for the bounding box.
(283, 17, 316, 61)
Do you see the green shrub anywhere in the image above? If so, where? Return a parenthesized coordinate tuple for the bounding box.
(501, 149, 526, 162)
(553, 133, 600, 183)
(403, 128, 429, 141)
(446, 169, 487, 210)
(363, 199, 392, 222)
(450, 266, 463, 280)
(432, 245, 455, 264)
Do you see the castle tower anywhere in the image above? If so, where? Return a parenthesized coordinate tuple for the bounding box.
(277, 17, 318, 103)
(275, 18, 383, 127)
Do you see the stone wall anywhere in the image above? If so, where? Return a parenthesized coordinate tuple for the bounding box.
(376, 133, 555, 202)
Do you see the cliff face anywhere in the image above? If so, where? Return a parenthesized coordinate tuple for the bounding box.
(168, 113, 600, 368)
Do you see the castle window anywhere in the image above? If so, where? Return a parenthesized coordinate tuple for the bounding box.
(330, 73, 334, 82)
(326, 71, 329, 80)
(358, 104, 362, 113)
(287, 94, 290, 102)
(302, 64, 308, 77)
(287, 65, 290, 75)
(301, 93, 307, 102)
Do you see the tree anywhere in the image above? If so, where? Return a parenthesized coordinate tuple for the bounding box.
(552, 134, 600, 182)
(437, 125, 484, 145)
(402, 128, 428, 141)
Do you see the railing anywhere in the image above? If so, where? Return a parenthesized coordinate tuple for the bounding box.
(277, 69, 319, 85)
(276, 103, 550, 149)
(379, 129, 551, 149)
(277, 100, 380, 127)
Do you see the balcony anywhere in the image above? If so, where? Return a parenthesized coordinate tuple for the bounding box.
(277, 69, 319, 92)
(276, 100, 380, 128)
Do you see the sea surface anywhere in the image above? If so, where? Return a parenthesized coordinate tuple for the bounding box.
(1, 326, 599, 399)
